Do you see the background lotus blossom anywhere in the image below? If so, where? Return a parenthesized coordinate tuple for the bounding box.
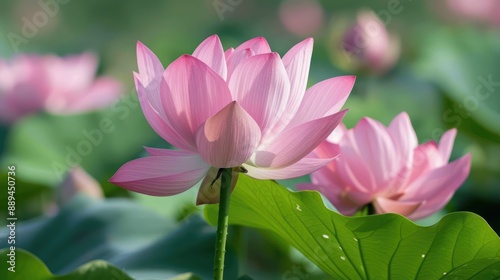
(279, 0, 325, 37)
(298, 112, 471, 220)
(57, 167, 104, 204)
(110, 35, 354, 201)
(0, 53, 122, 124)
(340, 10, 400, 73)
(432, 0, 500, 26)
(46, 167, 104, 216)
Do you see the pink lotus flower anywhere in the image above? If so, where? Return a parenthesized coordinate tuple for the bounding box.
(110, 35, 354, 203)
(298, 112, 471, 220)
(0, 53, 122, 124)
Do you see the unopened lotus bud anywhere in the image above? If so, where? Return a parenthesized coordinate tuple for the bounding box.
(340, 10, 400, 74)
(58, 167, 103, 204)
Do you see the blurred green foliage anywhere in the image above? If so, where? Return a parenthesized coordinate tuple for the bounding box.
(0, 248, 135, 280)
(0, 195, 238, 279)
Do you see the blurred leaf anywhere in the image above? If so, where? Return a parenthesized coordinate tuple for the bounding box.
(131, 186, 200, 221)
(0, 249, 133, 280)
(0, 99, 162, 217)
(237, 276, 255, 280)
(0, 173, 52, 221)
(205, 175, 500, 279)
(413, 27, 500, 141)
(0, 195, 237, 280)
(1, 249, 53, 280)
(169, 273, 203, 280)
(2, 103, 160, 185)
(343, 69, 442, 140)
(0, 124, 8, 155)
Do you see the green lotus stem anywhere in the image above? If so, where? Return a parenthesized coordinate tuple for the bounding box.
(213, 168, 232, 280)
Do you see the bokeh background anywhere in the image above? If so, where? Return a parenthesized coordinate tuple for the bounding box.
(0, 0, 499, 279)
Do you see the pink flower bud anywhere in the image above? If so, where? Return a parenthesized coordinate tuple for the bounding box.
(340, 10, 400, 74)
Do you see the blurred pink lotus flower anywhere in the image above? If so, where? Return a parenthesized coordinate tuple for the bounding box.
(341, 10, 400, 73)
(58, 167, 104, 205)
(110, 35, 354, 203)
(0, 53, 122, 124)
(434, 0, 500, 26)
(279, 0, 325, 37)
(298, 112, 471, 220)
(47, 167, 103, 216)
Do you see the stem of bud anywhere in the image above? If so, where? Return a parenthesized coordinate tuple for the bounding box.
(213, 168, 232, 280)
